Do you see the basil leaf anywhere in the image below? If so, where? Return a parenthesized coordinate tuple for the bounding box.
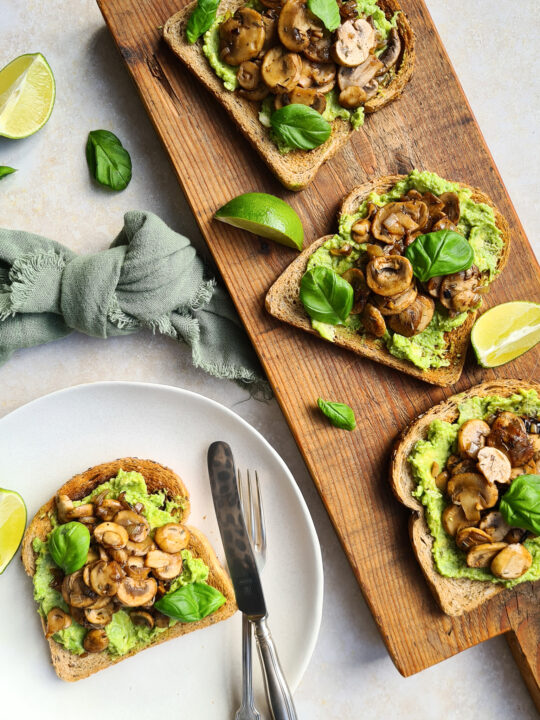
(300, 266, 353, 324)
(49, 521, 90, 575)
(0, 166, 16, 180)
(86, 130, 132, 191)
(307, 0, 340, 31)
(155, 582, 226, 622)
(405, 230, 474, 282)
(271, 105, 331, 151)
(500, 474, 540, 534)
(186, 0, 220, 43)
(317, 397, 356, 430)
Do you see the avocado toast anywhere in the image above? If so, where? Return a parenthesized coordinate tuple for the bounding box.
(265, 171, 511, 386)
(21, 458, 236, 681)
(163, 0, 415, 190)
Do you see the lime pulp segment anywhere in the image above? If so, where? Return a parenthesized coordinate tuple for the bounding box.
(0, 489, 27, 574)
(472, 301, 540, 367)
(0, 53, 55, 138)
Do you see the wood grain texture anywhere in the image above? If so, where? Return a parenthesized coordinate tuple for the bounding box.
(97, 0, 540, 703)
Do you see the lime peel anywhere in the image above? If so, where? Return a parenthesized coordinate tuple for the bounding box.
(0, 53, 55, 139)
(0, 488, 27, 574)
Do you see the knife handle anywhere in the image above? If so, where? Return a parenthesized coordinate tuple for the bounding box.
(253, 616, 298, 720)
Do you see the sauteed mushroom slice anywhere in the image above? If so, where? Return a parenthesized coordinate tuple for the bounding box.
(55, 494, 74, 523)
(447, 473, 499, 522)
(457, 419, 491, 459)
(95, 498, 123, 521)
(455, 527, 492, 552)
(341, 268, 370, 314)
(220, 8, 265, 66)
(362, 303, 386, 338)
(338, 55, 384, 92)
(431, 217, 457, 233)
(145, 549, 183, 581)
(310, 60, 336, 87)
(351, 218, 371, 243)
(487, 412, 534, 466)
(332, 19, 375, 67)
(371, 201, 429, 244)
(387, 295, 434, 337)
(504, 528, 527, 544)
(90, 560, 124, 597)
(275, 86, 326, 113)
(365, 255, 413, 297)
(261, 47, 302, 91)
(65, 570, 98, 608)
(46, 608, 72, 638)
(69, 503, 94, 519)
(378, 27, 401, 70)
(130, 610, 155, 629)
(441, 505, 476, 537)
(338, 86, 367, 109)
(260, 7, 279, 52)
(491, 544, 532, 580)
(477, 446, 512, 485)
(277, 0, 311, 52)
(439, 192, 460, 223)
(114, 510, 150, 543)
(373, 284, 417, 316)
(84, 603, 114, 628)
(237, 61, 262, 90)
(117, 576, 158, 607)
(94, 521, 129, 549)
(439, 266, 481, 314)
(126, 535, 155, 557)
(260, 0, 282, 8)
(479, 512, 512, 543)
(362, 78, 379, 100)
(154, 523, 191, 554)
(83, 628, 109, 653)
(466, 542, 507, 568)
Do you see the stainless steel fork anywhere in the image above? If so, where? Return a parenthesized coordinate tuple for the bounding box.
(236, 469, 267, 720)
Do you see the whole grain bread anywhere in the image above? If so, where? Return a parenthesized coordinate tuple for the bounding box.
(390, 380, 540, 616)
(265, 174, 511, 386)
(21, 458, 237, 681)
(163, 0, 415, 190)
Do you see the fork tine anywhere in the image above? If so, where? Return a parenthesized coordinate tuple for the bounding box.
(254, 471, 266, 555)
(247, 469, 256, 544)
(238, 469, 251, 538)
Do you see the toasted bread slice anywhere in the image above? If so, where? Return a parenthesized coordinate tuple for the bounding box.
(390, 380, 540, 616)
(265, 174, 511, 386)
(21, 458, 237, 681)
(163, 0, 415, 190)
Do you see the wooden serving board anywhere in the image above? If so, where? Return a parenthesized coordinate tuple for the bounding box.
(97, 0, 540, 705)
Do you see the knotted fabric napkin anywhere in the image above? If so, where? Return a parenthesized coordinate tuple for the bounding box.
(0, 211, 265, 388)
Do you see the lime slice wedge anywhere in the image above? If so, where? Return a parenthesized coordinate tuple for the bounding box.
(0, 53, 55, 139)
(214, 192, 304, 250)
(471, 301, 540, 368)
(0, 488, 26, 574)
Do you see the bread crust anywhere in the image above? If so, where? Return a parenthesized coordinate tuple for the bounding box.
(21, 458, 237, 681)
(162, 0, 415, 190)
(390, 380, 540, 616)
(265, 174, 511, 386)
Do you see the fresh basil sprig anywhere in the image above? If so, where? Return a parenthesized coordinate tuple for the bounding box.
(271, 105, 331, 151)
(0, 166, 16, 180)
(405, 230, 474, 282)
(186, 0, 220, 43)
(500, 474, 540, 535)
(154, 581, 226, 622)
(307, 0, 341, 31)
(86, 130, 132, 191)
(300, 266, 353, 325)
(49, 521, 90, 575)
(317, 397, 356, 431)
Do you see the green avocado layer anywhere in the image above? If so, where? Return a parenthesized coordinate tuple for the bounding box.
(408, 390, 540, 586)
(32, 470, 209, 657)
(306, 170, 504, 370)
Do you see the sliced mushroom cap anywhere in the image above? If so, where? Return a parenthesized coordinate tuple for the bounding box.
(476, 446, 512, 485)
(439, 265, 481, 314)
(362, 78, 379, 100)
(362, 303, 386, 337)
(126, 535, 156, 556)
(448, 457, 477, 476)
(366, 255, 413, 297)
(145, 549, 183, 581)
(220, 8, 265, 66)
(487, 412, 535, 467)
(479, 511, 512, 542)
(261, 46, 302, 91)
(441, 504, 476, 537)
(95, 498, 123, 521)
(439, 192, 460, 223)
(466, 542, 507, 568)
(84, 603, 114, 627)
(116, 576, 157, 607)
(341, 268, 370, 315)
(457, 419, 491, 459)
(447, 472, 499, 522)
(46, 607, 72, 638)
(237, 61, 262, 90)
(371, 201, 429, 244)
(378, 27, 401, 70)
(55, 494, 74, 523)
(455, 527, 492, 552)
(89, 560, 124, 597)
(114, 510, 149, 543)
(83, 628, 109, 653)
(154, 611, 171, 628)
(491, 543, 532, 579)
(154, 523, 191, 554)
(304, 26, 332, 63)
(351, 218, 371, 242)
(277, 0, 311, 51)
(434, 470, 449, 493)
(373, 284, 417, 316)
(94, 521, 129, 549)
(274, 86, 326, 113)
(387, 295, 434, 337)
(64, 570, 97, 608)
(130, 610, 155, 629)
(310, 61, 336, 87)
(69, 503, 94, 519)
(338, 55, 384, 91)
(504, 527, 527, 544)
(332, 19, 375, 67)
(260, 8, 279, 52)
(108, 547, 129, 564)
(338, 85, 367, 109)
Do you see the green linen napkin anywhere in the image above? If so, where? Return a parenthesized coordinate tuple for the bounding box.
(0, 211, 265, 388)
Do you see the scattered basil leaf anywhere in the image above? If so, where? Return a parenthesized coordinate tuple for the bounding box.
(405, 230, 474, 282)
(270, 104, 331, 151)
(500, 474, 540, 535)
(317, 397, 356, 431)
(300, 266, 353, 325)
(186, 0, 220, 43)
(86, 129, 132, 191)
(49, 521, 90, 575)
(155, 581, 226, 622)
(0, 166, 16, 180)
(307, 0, 341, 31)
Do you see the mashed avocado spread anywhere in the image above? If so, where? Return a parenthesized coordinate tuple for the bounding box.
(306, 170, 504, 369)
(32, 470, 209, 657)
(408, 390, 540, 587)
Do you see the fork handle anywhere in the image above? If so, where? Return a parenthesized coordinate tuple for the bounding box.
(253, 616, 298, 720)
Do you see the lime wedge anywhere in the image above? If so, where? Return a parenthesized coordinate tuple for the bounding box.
(471, 301, 540, 368)
(0, 488, 26, 574)
(214, 193, 304, 250)
(0, 53, 55, 139)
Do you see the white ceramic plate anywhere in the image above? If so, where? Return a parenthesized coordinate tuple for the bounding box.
(0, 382, 323, 719)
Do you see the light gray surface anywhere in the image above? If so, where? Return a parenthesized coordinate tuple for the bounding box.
(1, 0, 539, 717)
